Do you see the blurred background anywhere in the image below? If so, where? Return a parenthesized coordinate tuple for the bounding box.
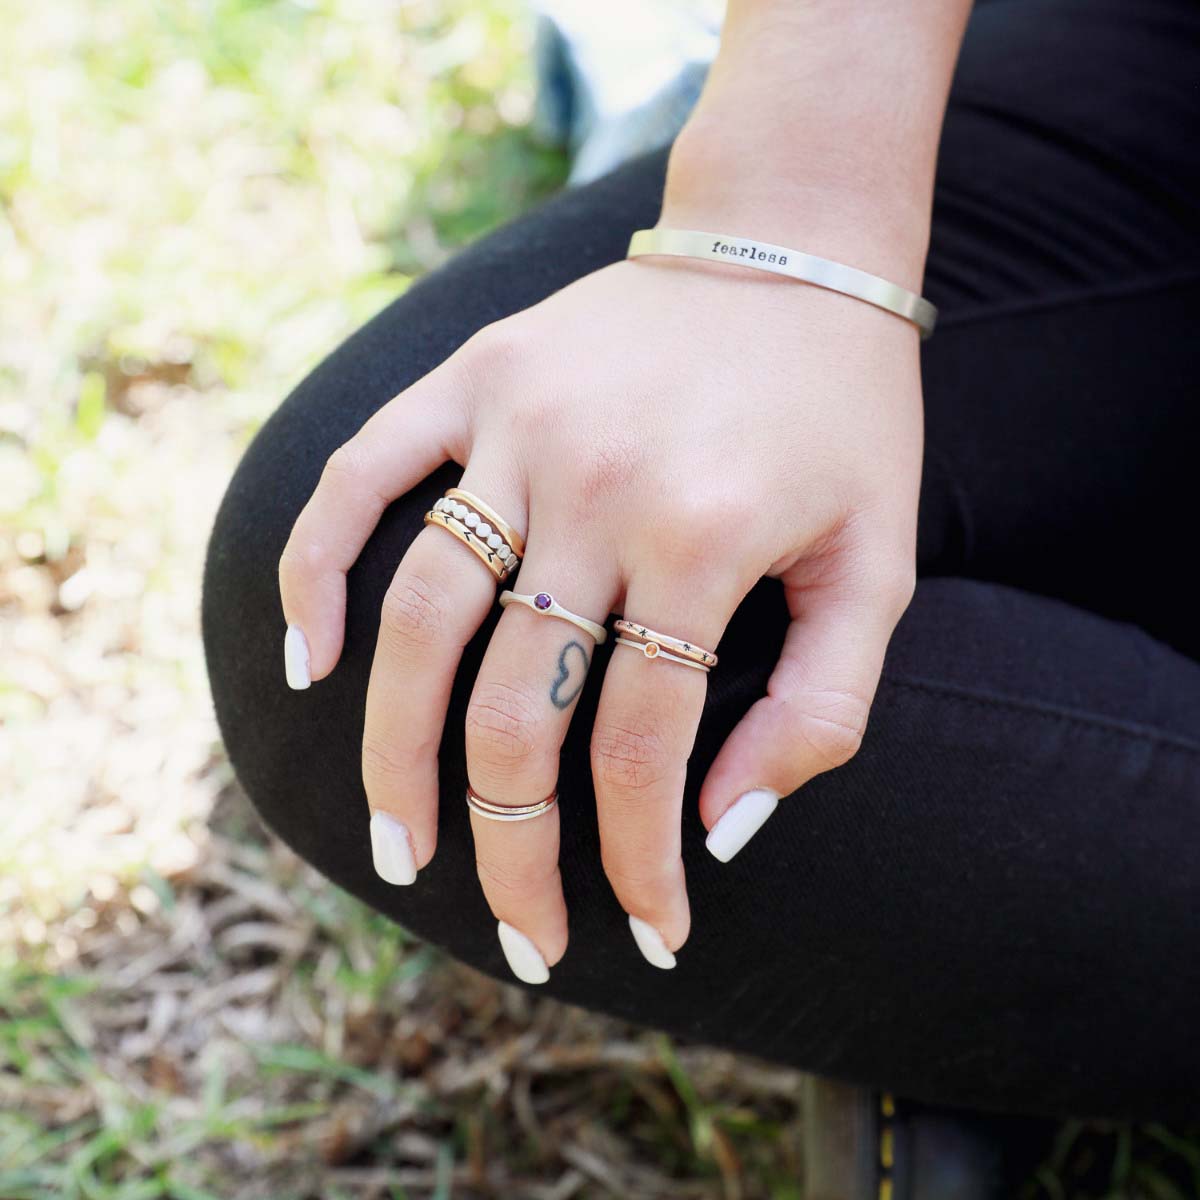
(1, 2, 1197, 1197)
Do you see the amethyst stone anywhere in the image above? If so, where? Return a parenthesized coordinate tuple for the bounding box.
(534, 592, 553, 610)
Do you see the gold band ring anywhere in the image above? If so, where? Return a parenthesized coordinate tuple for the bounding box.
(613, 618, 718, 669)
(446, 488, 525, 557)
(466, 783, 558, 823)
(424, 508, 514, 582)
(425, 489, 526, 583)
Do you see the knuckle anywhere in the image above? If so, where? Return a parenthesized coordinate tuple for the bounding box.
(655, 533, 715, 575)
(361, 733, 415, 791)
(573, 429, 641, 509)
(465, 680, 544, 771)
(505, 390, 555, 443)
(590, 719, 672, 796)
(885, 561, 918, 617)
(320, 439, 390, 515)
(379, 572, 450, 651)
(663, 490, 748, 559)
(852, 549, 917, 621)
(601, 852, 681, 895)
(471, 329, 553, 441)
(323, 439, 373, 489)
(463, 318, 529, 384)
(844, 507, 918, 619)
(278, 537, 322, 586)
(678, 487, 749, 532)
(475, 853, 560, 902)
(793, 689, 872, 771)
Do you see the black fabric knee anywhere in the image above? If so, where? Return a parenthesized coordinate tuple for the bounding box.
(199, 158, 1200, 1115)
(204, 393, 1200, 1118)
(202, 0, 1200, 1119)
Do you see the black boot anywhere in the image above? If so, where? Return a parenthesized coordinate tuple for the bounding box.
(801, 1077, 1055, 1200)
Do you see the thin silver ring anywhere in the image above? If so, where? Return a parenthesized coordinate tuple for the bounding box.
(614, 635, 711, 672)
(466, 785, 559, 823)
(499, 590, 608, 643)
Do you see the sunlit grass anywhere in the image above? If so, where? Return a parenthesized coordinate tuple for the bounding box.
(0, 0, 565, 945)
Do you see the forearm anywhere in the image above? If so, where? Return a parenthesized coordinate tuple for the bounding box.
(661, 1, 973, 287)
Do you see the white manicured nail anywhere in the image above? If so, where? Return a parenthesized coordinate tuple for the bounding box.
(706, 788, 780, 862)
(496, 920, 550, 984)
(284, 624, 311, 690)
(628, 914, 676, 969)
(369, 811, 417, 885)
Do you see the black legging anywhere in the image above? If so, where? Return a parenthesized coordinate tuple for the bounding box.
(202, 0, 1200, 1119)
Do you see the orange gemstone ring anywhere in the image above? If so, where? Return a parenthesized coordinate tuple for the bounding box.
(613, 619, 717, 673)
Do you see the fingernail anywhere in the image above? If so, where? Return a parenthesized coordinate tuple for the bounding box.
(706, 788, 780, 862)
(628, 914, 676, 969)
(284, 624, 311, 690)
(369, 811, 417, 885)
(496, 920, 550, 984)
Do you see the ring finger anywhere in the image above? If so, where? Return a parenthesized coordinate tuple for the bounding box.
(465, 524, 617, 983)
(590, 573, 734, 970)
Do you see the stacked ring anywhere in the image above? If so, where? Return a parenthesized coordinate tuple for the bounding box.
(466, 783, 558, 822)
(424, 487, 525, 583)
(447, 488, 525, 557)
(613, 618, 718, 672)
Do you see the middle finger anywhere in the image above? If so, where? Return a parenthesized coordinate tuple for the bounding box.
(465, 530, 617, 984)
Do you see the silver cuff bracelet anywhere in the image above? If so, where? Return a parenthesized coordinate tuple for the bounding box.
(627, 226, 937, 340)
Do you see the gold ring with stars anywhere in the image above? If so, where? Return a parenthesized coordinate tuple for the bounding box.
(612, 618, 717, 672)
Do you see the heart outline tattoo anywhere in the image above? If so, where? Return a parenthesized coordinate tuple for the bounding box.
(549, 640, 590, 710)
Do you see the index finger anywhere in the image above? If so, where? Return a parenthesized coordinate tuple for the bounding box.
(278, 353, 472, 686)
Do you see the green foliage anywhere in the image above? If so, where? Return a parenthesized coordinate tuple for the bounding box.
(0, 0, 564, 932)
(0, 0, 565, 536)
(0, 964, 266, 1198)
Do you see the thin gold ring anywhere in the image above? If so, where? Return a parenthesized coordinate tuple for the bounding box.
(466, 784, 558, 823)
(613, 618, 718, 668)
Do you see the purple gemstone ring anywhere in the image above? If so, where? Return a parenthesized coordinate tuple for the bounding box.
(497, 590, 608, 644)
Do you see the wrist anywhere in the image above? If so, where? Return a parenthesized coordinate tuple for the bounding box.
(656, 0, 972, 289)
(660, 113, 935, 291)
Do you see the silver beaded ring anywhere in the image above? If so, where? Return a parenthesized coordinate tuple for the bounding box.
(431, 497, 521, 573)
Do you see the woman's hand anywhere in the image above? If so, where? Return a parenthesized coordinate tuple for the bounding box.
(277, 247, 923, 978)
(277, 0, 968, 981)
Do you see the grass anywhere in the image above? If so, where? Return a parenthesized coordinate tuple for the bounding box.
(0, 0, 564, 935)
(1, 0, 1198, 1196)
(0, 795, 809, 1199)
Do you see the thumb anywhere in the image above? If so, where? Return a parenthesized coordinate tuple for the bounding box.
(698, 553, 913, 862)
